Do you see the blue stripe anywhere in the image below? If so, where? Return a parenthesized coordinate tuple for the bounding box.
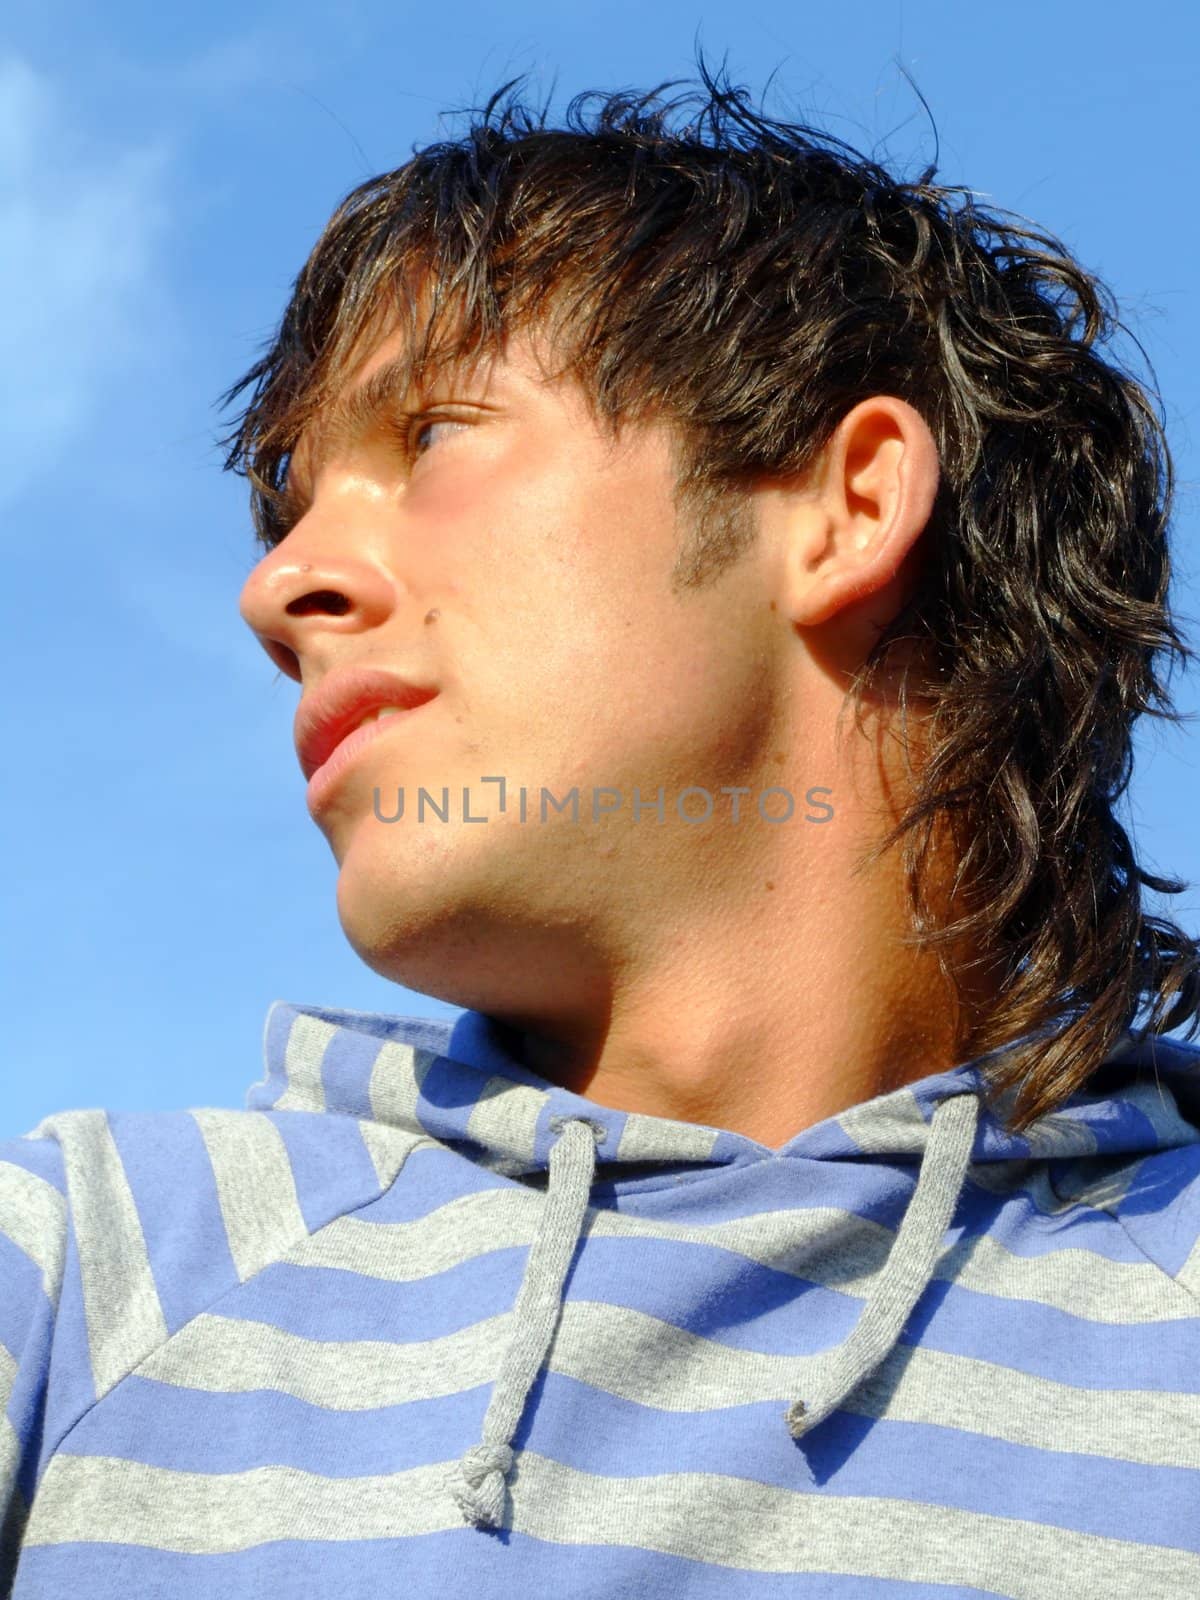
(594, 1155, 922, 1227)
(317, 1027, 376, 1120)
(354, 1143, 511, 1223)
(265, 1111, 381, 1235)
(414, 1053, 505, 1145)
(60, 1376, 489, 1475)
(588, 1158, 1159, 1264)
(217, 1255, 531, 1341)
(0, 1137, 66, 1194)
(108, 1113, 239, 1337)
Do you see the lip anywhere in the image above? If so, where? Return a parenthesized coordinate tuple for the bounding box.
(294, 665, 440, 785)
(304, 705, 431, 813)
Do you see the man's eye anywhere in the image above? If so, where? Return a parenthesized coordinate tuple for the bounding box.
(412, 417, 467, 455)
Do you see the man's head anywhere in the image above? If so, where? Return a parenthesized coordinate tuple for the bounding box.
(228, 71, 1199, 1132)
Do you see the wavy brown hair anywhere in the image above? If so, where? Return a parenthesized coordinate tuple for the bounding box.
(222, 67, 1200, 1133)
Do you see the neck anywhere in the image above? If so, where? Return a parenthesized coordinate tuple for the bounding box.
(511, 702, 987, 1150)
(518, 913, 964, 1151)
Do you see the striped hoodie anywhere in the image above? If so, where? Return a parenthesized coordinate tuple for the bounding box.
(3, 999, 1200, 1598)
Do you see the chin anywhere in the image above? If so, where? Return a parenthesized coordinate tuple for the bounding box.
(330, 793, 605, 1007)
(331, 823, 516, 1008)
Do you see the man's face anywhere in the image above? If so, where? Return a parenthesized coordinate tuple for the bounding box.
(238, 324, 793, 1020)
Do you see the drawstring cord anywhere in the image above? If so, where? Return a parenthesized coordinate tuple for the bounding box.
(784, 1090, 980, 1438)
(450, 1114, 606, 1530)
(448, 1091, 980, 1529)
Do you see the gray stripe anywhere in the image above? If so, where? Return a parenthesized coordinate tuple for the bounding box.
(45, 1112, 167, 1397)
(465, 1075, 543, 1166)
(356, 1122, 428, 1190)
(515, 1450, 1196, 1599)
(615, 1112, 719, 1164)
(0, 1349, 20, 1587)
(932, 1224, 1187, 1323)
(25, 1452, 451, 1553)
(274, 1014, 339, 1113)
(137, 1304, 1200, 1469)
(0, 1158, 66, 1297)
(139, 1310, 509, 1407)
(700, 1198, 1191, 1323)
(837, 1087, 930, 1157)
(294, 1184, 1187, 1325)
(839, 1084, 1109, 1163)
(190, 1111, 307, 1283)
(24, 1450, 1199, 1596)
(843, 1077, 1108, 1160)
(367, 1041, 436, 1127)
(290, 1194, 536, 1280)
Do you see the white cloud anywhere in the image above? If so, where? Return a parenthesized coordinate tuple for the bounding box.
(0, 55, 171, 511)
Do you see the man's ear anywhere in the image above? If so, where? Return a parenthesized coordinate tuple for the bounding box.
(770, 397, 940, 628)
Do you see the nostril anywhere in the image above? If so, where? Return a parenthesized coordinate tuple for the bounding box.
(264, 639, 302, 679)
(285, 590, 352, 617)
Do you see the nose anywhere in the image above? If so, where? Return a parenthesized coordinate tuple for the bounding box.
(238, 543, 399, 683)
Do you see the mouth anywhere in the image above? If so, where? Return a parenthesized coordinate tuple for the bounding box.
(295, 670, 440, 783)
(304, 697, 435, 813)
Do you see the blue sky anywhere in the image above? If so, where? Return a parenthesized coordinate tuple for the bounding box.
(2, 0, 1198, 1137)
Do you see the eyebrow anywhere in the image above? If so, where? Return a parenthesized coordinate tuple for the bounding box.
(312, 355, 421, 471)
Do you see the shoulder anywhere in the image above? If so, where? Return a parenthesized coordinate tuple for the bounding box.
(3, 1105, 419, 1395)
(1, 1105, 424, 1577)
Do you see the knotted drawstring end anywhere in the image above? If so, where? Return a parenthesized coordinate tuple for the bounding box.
(784, 1394, 836, 1438)
(450, 1442, 514, 1530)
(449, 1117, 604, 1533)
(783, 1398, 810, 1439)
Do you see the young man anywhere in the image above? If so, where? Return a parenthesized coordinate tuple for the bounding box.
(4, 75, 1200, 1596)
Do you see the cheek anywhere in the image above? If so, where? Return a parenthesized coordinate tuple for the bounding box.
(425, 449, 767, 749)
(479, 590, 777, 794)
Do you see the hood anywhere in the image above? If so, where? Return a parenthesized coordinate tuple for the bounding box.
(248, 999, 1200, 1532)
